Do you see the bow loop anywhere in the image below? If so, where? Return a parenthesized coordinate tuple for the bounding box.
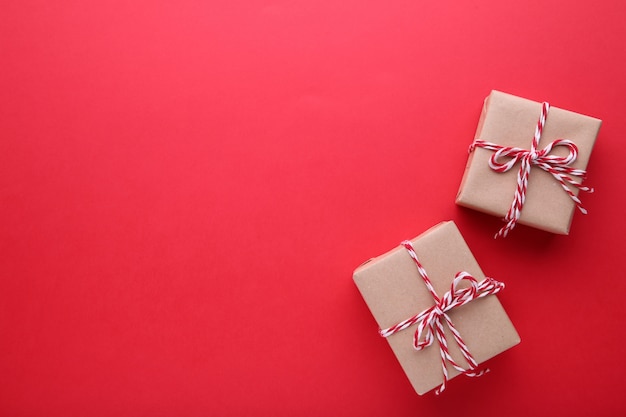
(412, 307, 439, 350)
(535, 139, 579, 166)
(488, 146, 527, 172)
(450, 271, 479, 297)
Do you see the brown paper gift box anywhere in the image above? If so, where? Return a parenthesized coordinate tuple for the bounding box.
(456, 90, 602, 235)
(353, 221, 520, 395)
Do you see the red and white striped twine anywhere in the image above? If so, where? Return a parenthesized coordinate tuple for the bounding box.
(469, 102, 593, 238)
(378, 240, 505, 394)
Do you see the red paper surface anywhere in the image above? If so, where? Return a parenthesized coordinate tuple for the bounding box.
(1, 1, 625, 415)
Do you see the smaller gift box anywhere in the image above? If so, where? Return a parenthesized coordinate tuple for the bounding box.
(353, 221, 520, 395)
(456, 90, 602, 236)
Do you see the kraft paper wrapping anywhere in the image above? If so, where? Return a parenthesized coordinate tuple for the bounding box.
(456, 90, 602, 235)
(353, 221, 520, 395)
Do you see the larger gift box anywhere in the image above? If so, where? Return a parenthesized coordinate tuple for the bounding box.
(456, 90, 602, 235)
(353, 221, 520, 395)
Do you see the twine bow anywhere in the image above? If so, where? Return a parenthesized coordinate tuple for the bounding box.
(470, 102, 593, 238)
(379, 240, 504, 394)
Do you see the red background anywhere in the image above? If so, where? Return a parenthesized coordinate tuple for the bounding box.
(2, 1, 625, 415)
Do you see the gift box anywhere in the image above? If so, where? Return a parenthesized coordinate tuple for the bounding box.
(456, 90, 602, 236)
(353, 221, 520, 395)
